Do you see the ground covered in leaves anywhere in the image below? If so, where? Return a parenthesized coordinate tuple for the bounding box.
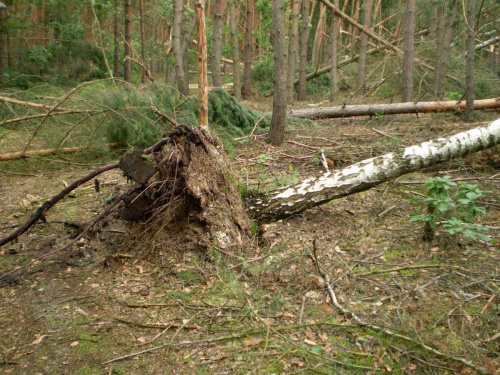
(0, 111, 499, 375)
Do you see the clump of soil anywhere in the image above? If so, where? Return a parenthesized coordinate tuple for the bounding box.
(116, 125, 252, 252)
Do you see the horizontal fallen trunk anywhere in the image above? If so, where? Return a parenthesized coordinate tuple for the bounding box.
(0, 144, 119, 162)
(0, 146, 85, 161)
(289, 98, 500, 119)
(247, 119, 500, 223)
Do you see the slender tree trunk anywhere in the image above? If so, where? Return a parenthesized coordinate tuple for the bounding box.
(402, 0, 415, 102)
(490, 45, 496, 72)
(298, 0, 311, 101)
(196, 0, 209, 128)
(124, 0, 132, 82)
(211, 0, 226, 87)
(357, 0, 374, 90)
(268, 0, 288, 146)
(312, 3, 327, 69)
(113, 0, 120, 77)
(248, 120, 500, 223)
(229, 0, 241, 100)
(0, 8, 6, 85)
(173, 0, 189, 96)
(139, 0, 147, 83)
(329, 0, 340, 102)
(242, 0, 254, 99)
(287, 0, 300, 104)
(434, 0, 458, 100)
(464, 0, 476, 122)
(428, 0, 438, 40)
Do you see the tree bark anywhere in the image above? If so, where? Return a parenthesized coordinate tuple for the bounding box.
(124, 0, 132, 82)
(113, 0, 120, 77)
(196, 0, 209, 129)
(402, 0, 415, 102)
(287, 0, 300, 104)
(329, 0, 340, 102)
(298, 0, 311, 101)
(211, 0, 226, 87)
(247, 119, 500, 223)
(229, 0, 241, 100)
(267, 0, 288, 146)
(428, 0, 438, 40)
(464, 0, 476, 122)
(289, 98, 500, 119)
(139, 0, 147, 83)
(312, 3, 327, 69)
(357, 0, 374, 90)
(434, 0, 458, 100)
(173, 0, 189, 96)
(242, 0, 254, 100)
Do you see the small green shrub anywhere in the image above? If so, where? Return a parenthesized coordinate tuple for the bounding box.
(410, 176, 492, 242)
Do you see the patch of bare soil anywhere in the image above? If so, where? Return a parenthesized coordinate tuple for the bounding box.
(0, 113, 499, 375)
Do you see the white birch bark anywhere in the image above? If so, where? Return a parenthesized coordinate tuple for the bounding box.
(248, 119, 500, 223)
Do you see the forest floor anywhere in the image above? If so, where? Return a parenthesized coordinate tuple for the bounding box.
(0, 111, 499, 375)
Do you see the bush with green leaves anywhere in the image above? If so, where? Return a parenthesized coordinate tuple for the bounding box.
(410, 176, 492, 243)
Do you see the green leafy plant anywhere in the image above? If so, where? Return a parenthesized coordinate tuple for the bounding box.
(410, 177, 492, 242)
(445, 91, 462, 101)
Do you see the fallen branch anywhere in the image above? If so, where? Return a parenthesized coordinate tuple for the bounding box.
(0, 145, 118, 162)
(289, 98, 500, 119)
(115, 317, 200, 330)
(0, 95, 95, 113)
(0, 110, 103, 127)
(311, 240, 490, 375)
(0, 162, 120, 248)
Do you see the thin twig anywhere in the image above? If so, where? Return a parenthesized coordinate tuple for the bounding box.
(311, 240, 489, 375)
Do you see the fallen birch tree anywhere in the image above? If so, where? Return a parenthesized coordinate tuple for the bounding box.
(1, 119, 499, 249)
(289, 98, 500, 119)
(247, 119, 500, 222)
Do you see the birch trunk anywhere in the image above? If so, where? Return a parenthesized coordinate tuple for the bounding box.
(248, 119, 500, 223)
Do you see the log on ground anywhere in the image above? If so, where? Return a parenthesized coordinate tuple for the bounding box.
(289, 98, 500, 119)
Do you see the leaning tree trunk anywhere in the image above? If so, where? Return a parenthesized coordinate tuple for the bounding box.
(247, 119, 500, 223)
(289, 98, 500, 119)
